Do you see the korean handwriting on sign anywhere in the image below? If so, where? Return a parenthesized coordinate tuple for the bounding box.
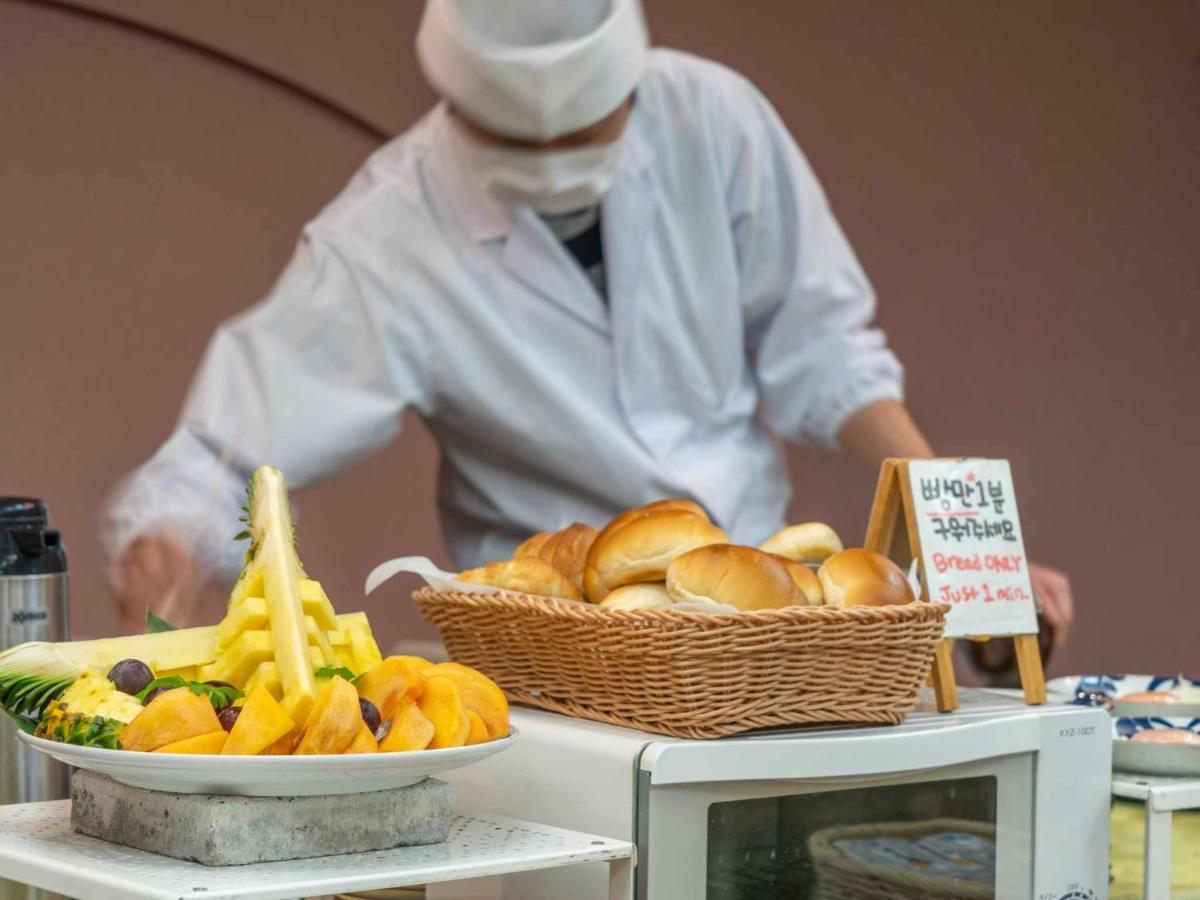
(919, 476, 1007, 514)
(927, 516, 1016, 543)
(920, 475, 1018, 543)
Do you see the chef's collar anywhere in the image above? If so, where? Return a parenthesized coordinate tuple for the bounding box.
(429, 102, 652, 243)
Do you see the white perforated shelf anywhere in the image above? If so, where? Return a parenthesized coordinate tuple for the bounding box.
(0, 801, 634, 900)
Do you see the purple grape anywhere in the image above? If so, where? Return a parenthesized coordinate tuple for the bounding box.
(107, 659, 153, 696)
(217, 706, 242, 732)
(204, 680, 234, 690)
(359, 698, 381, 734)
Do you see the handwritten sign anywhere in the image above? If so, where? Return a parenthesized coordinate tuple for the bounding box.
(908, 459, 1038, 638)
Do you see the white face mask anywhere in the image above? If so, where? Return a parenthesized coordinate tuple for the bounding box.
(461, 137, 624, 215)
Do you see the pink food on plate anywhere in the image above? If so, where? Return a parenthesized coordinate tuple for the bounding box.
(1130, 729, 1200, 745)
(1119, 691, 1181, 703)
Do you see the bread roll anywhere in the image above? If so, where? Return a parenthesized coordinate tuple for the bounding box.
(514, 531, 553, 559)
(759, 523, 844, 564)
(599, 582, 674, 611)
(666, 545, 801, 611)
(583, 499, 710, 601)
(584, 510, 728, 602)
(458, 558, 582, 601)
(767, 553, 824, 606)
(602, 499, 709, 537)
(515, 522, 598, 593)
(818, 549, 914, 608)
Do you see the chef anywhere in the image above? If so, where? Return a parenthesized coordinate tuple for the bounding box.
(104, 0, 1073, 640)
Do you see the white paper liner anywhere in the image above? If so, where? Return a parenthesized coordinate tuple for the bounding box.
(364, 555, 739, 613)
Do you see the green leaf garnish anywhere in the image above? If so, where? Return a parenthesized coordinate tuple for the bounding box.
(314, 665, 358, 683)
(136, 676, 243, 711)
(136, 675, 186, 701)
(146, 609, 179, 633)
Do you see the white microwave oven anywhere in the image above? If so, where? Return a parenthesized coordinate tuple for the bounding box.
(432, 688, 1111, 899)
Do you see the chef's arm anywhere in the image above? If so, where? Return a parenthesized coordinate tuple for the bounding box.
(104, 426, 249, 632)
(718, 75, 1075, 644)
(103, 232, 429, 629)
(835, 398, 934, 468)
(836, 398, 1073, 642)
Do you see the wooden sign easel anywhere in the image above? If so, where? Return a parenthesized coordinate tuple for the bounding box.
(864, 458, 1046, 713)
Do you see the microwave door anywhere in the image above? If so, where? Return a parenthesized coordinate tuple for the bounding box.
(642, 755, 1033, 900)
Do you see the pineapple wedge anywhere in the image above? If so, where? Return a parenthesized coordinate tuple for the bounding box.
(223, 466, 318, 724)
(214, 466, 385, 726)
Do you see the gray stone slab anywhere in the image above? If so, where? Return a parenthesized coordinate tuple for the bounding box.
(70, 771, 453, 866)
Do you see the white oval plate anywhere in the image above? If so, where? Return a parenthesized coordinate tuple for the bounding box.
(1111, 716, 1200, 777)
(18, 727, 518, 796)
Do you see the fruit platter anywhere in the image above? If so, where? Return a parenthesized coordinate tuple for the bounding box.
(0, 466, 514, 795)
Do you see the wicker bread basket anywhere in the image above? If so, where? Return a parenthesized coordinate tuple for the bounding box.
(415, 588, 948, 738)
(808, 818, 996, 899)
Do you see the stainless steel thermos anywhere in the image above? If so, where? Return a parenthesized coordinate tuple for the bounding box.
(1, 498, 70, 900)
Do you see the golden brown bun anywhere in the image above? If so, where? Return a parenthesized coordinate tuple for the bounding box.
(584, 510, 728, 602)
(583, 499, 710, 601)
(598, 582, 674, 611)
(514, 531, 553, 559)
(817, 549, 914, 608)
(600, 500, 709, 538)
(666, 545, 801, 611)
(766, 553, 824, 606)
(759, 523, 844, 564)
(514, 522, 598, 594)
(458, 558, 582, 601)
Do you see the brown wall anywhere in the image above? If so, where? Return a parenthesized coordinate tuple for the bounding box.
(2, 0, 1198, 677)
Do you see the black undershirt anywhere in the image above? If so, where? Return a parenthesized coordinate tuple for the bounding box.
(562, 216, 604, 272)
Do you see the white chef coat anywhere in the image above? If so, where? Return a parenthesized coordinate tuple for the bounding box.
(103, 49, 903, 581)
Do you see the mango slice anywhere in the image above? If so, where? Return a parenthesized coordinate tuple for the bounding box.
(294, 676, 360, 755)
(430, 662, 509, 740)
(418, 675, 470, 749)
(357, 656, 429, 720)
(344, 722, 378, 754)
(152, 730, 228, 754)
(378, 699, 435, 752)
(223, 685, 295, 756)
(120, 688, 222, 752)
(260, 731, 296, 755)
(465, 710, 489, 745)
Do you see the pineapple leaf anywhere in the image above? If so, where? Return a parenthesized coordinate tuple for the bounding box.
(29, 680, 68, 713)
(0, 702, 37, 734)
(10, 679, 45, 706)
(0, 672, 72, 733)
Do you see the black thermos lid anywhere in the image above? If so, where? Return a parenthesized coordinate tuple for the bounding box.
(0, 497, 68, 576)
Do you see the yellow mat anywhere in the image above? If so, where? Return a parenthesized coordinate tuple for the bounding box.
(1111, 798, 1200, 899)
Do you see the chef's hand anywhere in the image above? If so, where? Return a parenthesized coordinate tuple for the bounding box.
(110, 530, 204, 634)
(1029, 561, 1073, 646)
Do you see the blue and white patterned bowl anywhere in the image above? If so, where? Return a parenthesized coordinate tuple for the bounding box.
(1048, 674, 1200, 776)
(1046, 673, 1200, 718)
(1111, 716, 1200, 777)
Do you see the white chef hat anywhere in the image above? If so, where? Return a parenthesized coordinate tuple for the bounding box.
(416, 0, 649, 141)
